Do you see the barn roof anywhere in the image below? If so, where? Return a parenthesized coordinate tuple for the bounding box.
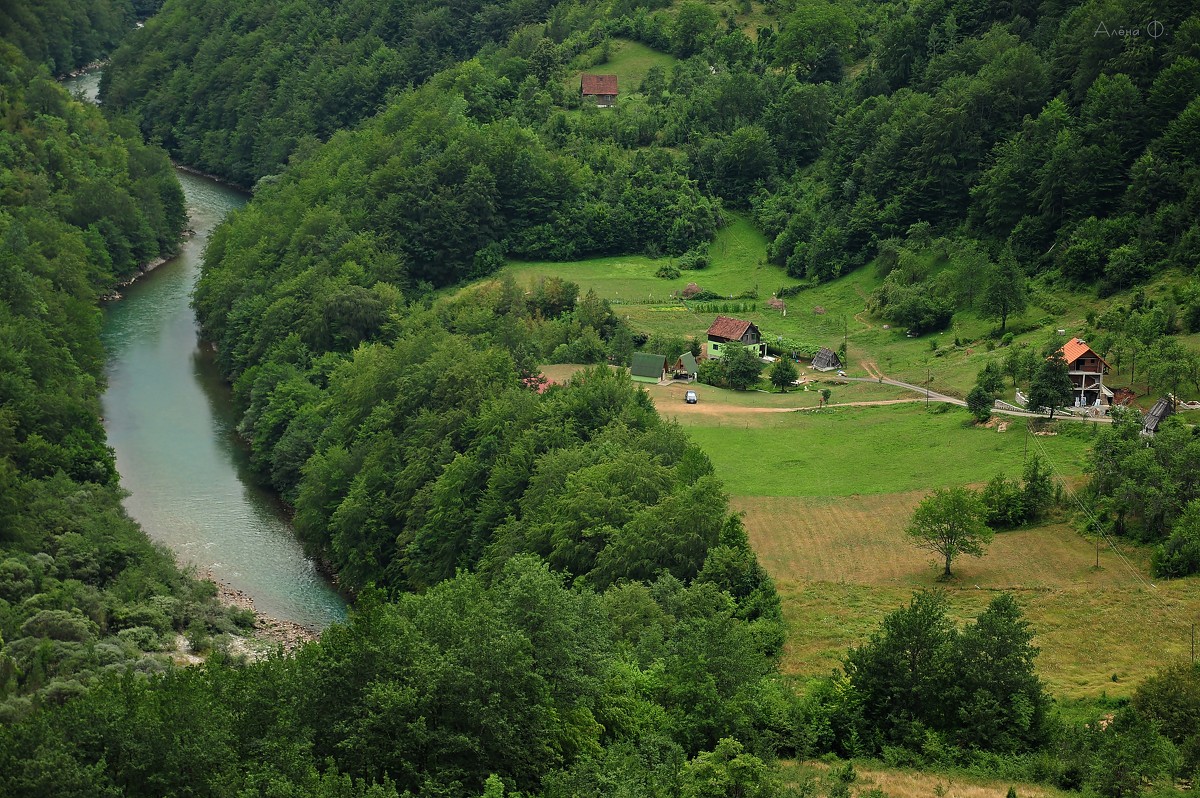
(630, 352, 666, 379)
(707, 315, 754, 341)
(1143, 397, 1173, 433)
(1058, 337, 1110, 370)
(812, 347, 842, 370)
(678, 352, 698, 374)
(581, 74, 618, 95)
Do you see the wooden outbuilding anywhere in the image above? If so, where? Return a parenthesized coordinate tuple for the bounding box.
(672, 352, 699, 380)
(811, 347, 842, 372)
(1143, 397, 1173, 435)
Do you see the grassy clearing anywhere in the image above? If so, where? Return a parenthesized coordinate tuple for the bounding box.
(567, 39, 678, 96)
(671, 404, 1094, 497)
(504, 212, 777, 304)
(783, 759, 1075, 798)
(506, 217, 1200, 403)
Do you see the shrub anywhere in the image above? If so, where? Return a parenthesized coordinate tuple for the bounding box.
(678, 249, 710, 270)
(656, 263, 681, 279)
(117, 625, 164, 652)
(20, 610, 96, 643)
(966, 386, 993, 423)
(1151, 502, 1200, 577)
(982, 474, 1026, 527)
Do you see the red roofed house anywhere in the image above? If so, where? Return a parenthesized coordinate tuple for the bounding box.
(1057, 337, 1111, 407)
(580, 74, 618, 107)
(706, 316, 765, 359)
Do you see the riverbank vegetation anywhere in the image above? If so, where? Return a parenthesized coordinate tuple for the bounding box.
(0, 44, 244, 721)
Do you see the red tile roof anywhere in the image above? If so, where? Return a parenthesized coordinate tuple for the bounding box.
(707, 315, 753, 341)
(581, 74, 618, 95)
(1057, 337, 1109, 370)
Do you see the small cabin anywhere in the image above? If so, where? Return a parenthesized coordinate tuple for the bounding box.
(630, 352, 667, 383)
(672, 352, 699, 381)
(706, 316, 765, 359)
(580, 74, 618, 107)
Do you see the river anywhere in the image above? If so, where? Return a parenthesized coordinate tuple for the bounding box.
(65, 71, 347, 631)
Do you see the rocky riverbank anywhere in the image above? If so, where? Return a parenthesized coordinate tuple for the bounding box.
(100, 230, 196, 301)
(201, 570, 320, 653)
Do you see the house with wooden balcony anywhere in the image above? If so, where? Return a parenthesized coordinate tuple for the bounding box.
(1057, 337, 1111, 407)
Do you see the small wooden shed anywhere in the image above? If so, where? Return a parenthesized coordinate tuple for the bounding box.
(1143, 397, 1173, 435)
(811, 347, 842, 372)
(673, 352, 699, 380)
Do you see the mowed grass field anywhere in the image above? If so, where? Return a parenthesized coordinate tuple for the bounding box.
(740, 491, 1200, 697)
(653, 393, 1195, 699)
(663, 403, 1094, 497)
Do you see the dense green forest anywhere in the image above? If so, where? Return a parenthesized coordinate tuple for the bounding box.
(1088, 410, 1200, 576)
(102, 0, 1200, 299)
(0, 42, 245, 722)
(100, 0, 588, 185)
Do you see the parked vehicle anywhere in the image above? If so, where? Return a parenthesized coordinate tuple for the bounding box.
(685, 390, 698, 404)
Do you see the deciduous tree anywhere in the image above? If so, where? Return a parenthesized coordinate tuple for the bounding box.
(1027, 354, 1074, 419)
(768, 358, 797, 392)
(906, 487, 993, 578)
(723, 345, 764, 391)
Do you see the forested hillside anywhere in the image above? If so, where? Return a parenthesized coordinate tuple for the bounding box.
(101, 0, 583, 185)
(756, 1, 1200, 296)
(0, 0, 162, 74)
(0, 43, 240, 721)
(6, 0, 1200, 792)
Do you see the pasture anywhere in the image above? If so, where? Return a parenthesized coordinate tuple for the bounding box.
(663, 403, 1095, 497)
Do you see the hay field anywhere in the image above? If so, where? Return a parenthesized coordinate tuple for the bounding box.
(734, 494, 1200, 699)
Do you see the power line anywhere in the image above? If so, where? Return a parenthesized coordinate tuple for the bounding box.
(1023, 423, 1188, 630)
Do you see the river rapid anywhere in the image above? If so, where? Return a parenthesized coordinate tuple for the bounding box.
(65, 71, 347, 631)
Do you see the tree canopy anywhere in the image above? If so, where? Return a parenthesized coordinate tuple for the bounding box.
(906, 486, 993, 578)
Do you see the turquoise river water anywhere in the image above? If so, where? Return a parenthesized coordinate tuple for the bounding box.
(65, 71, 347, 630)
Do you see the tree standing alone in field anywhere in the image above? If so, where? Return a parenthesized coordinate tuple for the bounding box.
(906, 487, 993, 578)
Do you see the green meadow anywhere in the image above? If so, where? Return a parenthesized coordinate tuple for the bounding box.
(673, 404, 1094, 497)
